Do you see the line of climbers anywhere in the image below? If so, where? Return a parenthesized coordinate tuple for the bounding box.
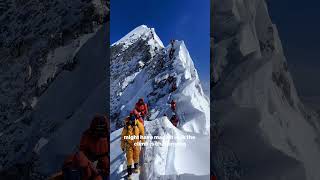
(120, 98, 180, 179)
(159, 39, 175, 69)
(156, 39, 178, 93)
(133, 98, 179, 127)
(120, 42, 180, 178)
(149, 27, 155, 40)
(169, 40, 178, 92)
(170, 100, 179, 127)
(169, 39, 175, 60)
(120, 98, 148, 179)
(50, 115, 109, 180)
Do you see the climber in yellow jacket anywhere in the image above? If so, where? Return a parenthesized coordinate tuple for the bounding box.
(121, 111, 145, 177)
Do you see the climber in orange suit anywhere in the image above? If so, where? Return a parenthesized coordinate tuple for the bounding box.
(79, 115, 109, 178)
(121, 112, 145, 177)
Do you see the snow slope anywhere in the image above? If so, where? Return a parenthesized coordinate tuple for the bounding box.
(111, 118, 210, 180)
(110, 25, 210, 179)
(34, 24, 109, 175)
(212, 0, 320, 179)
(0, 0, 109, 176)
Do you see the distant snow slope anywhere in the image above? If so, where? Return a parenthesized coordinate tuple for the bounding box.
(212, 0, 320, 180)
(110, 25, 210, 179)
(35, 25, 108, 175)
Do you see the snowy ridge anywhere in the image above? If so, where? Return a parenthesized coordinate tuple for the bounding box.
(112, 25, 164, 49)
(168, 41, 209, 134)
(110, 25, 210, 179)
(213, 0, 320, 179)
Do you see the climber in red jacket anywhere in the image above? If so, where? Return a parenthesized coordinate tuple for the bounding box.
(170, 114, 179, 127)
(170, 100, 176, 112)
(135, 98, 148, 119)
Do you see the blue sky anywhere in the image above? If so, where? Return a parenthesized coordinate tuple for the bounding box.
(110, 0, 210, 82)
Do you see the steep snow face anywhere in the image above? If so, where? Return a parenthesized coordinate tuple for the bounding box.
(110, 25, 210, 179)
(170, 41, 210, 134)
(35, 25, 109, 176)
(110, 25, 164, 130)
(213, 0, 320, 179)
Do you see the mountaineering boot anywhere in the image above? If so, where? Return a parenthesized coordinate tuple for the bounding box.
(127, 165, 132, 176)
(134, 163, 140, 173)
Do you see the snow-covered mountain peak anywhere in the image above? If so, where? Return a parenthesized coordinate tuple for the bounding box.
(111, 27, 209, 134)
(112, 24, 164, 49)
(111, 25, 210, 179)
